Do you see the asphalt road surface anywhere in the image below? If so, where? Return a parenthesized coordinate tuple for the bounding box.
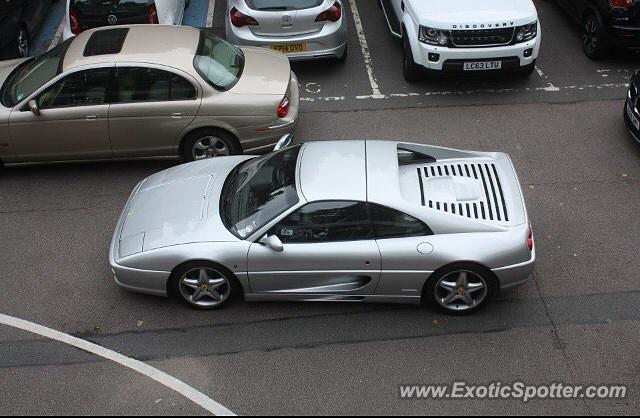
(1, 0, 639, 415)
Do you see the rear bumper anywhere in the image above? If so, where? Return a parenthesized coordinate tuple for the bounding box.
(226, 18, 348, 61)
(607, 25, 640, 50)
(236, 71, 300, 153)
(492, 249, 536, 291)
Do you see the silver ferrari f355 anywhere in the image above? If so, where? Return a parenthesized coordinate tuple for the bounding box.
(109, 140, 535, 314)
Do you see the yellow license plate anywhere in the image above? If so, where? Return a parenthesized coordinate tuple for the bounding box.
(270, 43, 308, 53)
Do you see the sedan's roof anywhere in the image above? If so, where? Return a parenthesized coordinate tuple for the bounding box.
(62, 25, 201, 73)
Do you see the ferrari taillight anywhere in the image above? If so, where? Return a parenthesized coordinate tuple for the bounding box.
(527, 225, 534, 252)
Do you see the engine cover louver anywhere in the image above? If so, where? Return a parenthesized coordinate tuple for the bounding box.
(417, 162, 509, 222)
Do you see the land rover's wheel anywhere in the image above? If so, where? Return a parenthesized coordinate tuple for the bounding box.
(180, 129, 242, 163)
(423, 263, 498, 315)
(402, 34, 421, 82)
(582, 12, 609, 60)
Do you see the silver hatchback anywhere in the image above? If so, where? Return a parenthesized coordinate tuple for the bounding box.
(225, 0, 348, 61)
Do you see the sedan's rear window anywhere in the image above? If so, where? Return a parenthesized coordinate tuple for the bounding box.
(193, 29, 244, 91)
(71, 0, 151, 16)
(245, 0, 324, 10)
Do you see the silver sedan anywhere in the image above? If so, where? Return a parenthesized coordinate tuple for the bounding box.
(225, 0, 348, 62)
(110, 140, 536, 315)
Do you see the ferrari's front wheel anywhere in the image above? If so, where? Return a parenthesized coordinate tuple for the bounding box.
(423, 263, 498, 315)
(170, 262, 241, 310)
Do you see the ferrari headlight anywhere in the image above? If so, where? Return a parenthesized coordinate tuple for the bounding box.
(419, 26, 450, 46)
(514, 21, 538, 43)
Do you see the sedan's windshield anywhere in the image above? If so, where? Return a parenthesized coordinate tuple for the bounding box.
(1, 39, 72, 108)
(221, 146, 301, 239)
(194, 29, 244, 91)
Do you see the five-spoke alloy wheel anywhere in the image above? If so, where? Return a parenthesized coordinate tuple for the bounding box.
(171, 263, 239, 310)
(180, 129, 242, 163)
(424, 263, 497, 315)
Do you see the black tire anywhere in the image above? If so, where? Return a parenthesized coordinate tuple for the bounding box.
(402, 33, 422, 82)
(423, 262, 498, 316)
(168, 261, 242, 310)
(582, 12, 609, 60)
(180, 128, 242, 163)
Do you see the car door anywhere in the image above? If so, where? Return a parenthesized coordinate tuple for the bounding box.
(369, 203, 438, 299)
(8, 66, 114, 162)
(247, 201, 382, 297)
(108, 65, 200, 158)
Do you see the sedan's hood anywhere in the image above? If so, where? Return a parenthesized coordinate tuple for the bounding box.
(118, 156, 254, 258)
(231, 47, 291, 96)
(411, 0, 538, 29)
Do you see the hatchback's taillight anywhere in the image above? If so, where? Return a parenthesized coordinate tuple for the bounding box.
(609, 0, 633, 8)
(277, 97, 290, 118)
(316, 2, 342, 22)
(527, 225, 534, 252)
(230, 7, 258, 27)
(147, 4, 159, 24)
(70, 9, 81, 34)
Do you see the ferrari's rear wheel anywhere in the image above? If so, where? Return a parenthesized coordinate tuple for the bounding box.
(170, 262, 240, 310)
(424, 263, 497, 315)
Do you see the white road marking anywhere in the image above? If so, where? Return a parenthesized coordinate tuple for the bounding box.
(347, 0, 383, 98)
(207, 0, 217, 28)
(299, 82, 629, 102)
(0, 313, 236, 417)
(535, 64, 560, 92)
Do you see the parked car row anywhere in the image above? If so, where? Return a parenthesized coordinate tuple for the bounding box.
(0, 0, 637, 316)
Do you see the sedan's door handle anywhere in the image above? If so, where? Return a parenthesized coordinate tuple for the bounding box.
(171, 112, 183, 119)
(86, 115, 97, 120)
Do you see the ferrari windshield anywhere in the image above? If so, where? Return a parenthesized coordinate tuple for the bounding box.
(222, 146, 301, 239)
(1, 39, 72, 108)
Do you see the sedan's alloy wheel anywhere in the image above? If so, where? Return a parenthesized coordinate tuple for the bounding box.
(178, 267, 231, 308)
(192, 136, 231, 160)
(435, 270, 488, 312)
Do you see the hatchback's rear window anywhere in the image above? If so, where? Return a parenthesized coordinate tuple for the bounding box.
(245, 0, 324, 11)
(193, 29, 244, 91)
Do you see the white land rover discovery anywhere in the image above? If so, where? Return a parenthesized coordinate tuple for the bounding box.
(378, 0, 541, 81)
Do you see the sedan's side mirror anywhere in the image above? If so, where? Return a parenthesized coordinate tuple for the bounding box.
(28, 100, 40, 116)
(259, 234, 284, 252)
(274, 134, 293, 152)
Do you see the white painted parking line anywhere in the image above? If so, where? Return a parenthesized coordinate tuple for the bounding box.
(207, 0, 217, 28)
(535, 64, 560, 92)
(348, 0, 383, 98)
(299, 81, 630, 103)
(0, 313, 236, 417)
